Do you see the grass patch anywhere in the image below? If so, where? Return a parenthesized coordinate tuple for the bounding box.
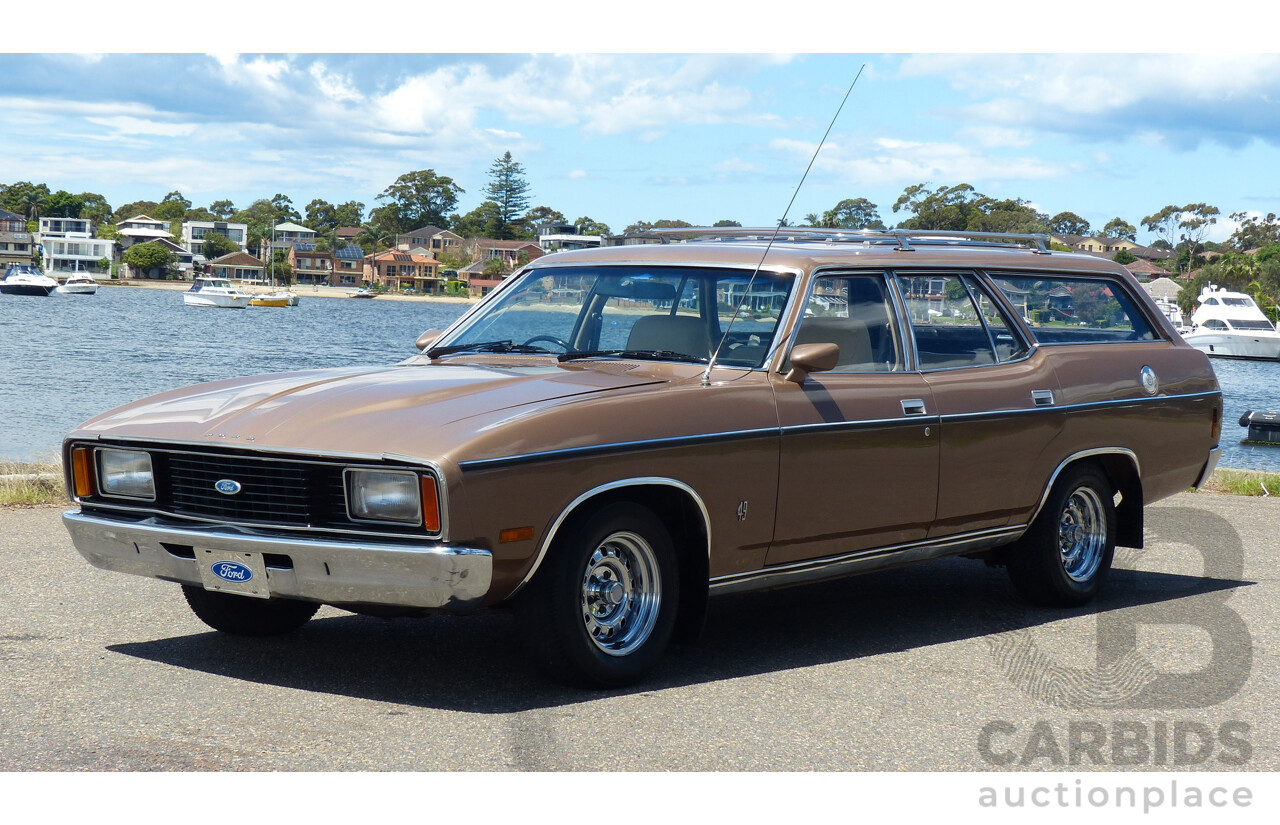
(1198, 467, 1280, 497)
(0, 461, 67, 507)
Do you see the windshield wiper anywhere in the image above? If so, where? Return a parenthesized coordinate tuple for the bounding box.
(426, 340, 552, 358)
(558, 349, 710, 364)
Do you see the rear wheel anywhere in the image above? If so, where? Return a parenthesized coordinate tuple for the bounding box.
(517, 502, 679, 688)
(182, 585, 320, 636)
(1007, 465, 1116, 607)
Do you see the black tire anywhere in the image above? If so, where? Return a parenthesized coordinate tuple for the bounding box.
(1007, 464, 1116, 607)
(182, 585, 320, 636)
(516, 502, 679, 688)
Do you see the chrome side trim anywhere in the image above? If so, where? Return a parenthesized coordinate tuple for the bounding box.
(1027, 448, 1141, 526)
(458, 428, 779, 471)
(1193, 447, 1222, 490)
(62, 510, 491, 610)
(510, 477, 713, 598)
(709, 525, 1024, 595)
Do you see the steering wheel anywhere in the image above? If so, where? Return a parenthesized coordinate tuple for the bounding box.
(523, 335, 572, 352)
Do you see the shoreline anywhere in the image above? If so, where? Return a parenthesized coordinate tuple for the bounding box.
(100, 278, 479, 304)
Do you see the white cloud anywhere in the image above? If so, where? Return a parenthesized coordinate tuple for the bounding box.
(84, 116, 199, 138)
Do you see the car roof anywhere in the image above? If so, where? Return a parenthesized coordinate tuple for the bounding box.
(524, 229, 1135, 280)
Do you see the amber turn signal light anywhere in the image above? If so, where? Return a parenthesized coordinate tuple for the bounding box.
(499, 526, 535, 544)
(420, 475, 441, 534)
(71, 447, 95, 498)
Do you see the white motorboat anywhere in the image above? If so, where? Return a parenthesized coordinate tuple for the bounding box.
(1153, 297, 1189, 335)
(184, 277, 252, 308)
(0, 264, 59, 296)
(56, 273, 99, 295)
(1182, 285, 1280, 360)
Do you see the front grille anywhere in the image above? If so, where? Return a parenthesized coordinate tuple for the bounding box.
(79, 443, 433, 537)
(165, 453, 338, 526)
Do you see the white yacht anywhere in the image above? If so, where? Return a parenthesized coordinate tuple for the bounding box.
(56, 273, 99, 295)
(1153, 297, 1189, 335)
(184, 277, 252, 309)
(0, 264, 59, 296)
(1182, 285, 1280, 360)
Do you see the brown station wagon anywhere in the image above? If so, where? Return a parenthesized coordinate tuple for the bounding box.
(62, 229, 1223, 687)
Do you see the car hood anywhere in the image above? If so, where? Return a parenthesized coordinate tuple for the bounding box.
(70, 362, 665, 458)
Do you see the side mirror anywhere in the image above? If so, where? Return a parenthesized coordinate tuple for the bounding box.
(784, 342, 839, 384)
(415, 328, 444, 351)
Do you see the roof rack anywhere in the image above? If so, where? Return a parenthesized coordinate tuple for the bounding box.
(639, 227, 1053, 254)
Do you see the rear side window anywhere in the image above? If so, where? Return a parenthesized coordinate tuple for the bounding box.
(994, 275, 1156, 343)
(896, 273, 1028, 370)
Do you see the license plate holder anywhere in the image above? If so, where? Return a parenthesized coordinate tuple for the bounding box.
(196, 548, 271, 599)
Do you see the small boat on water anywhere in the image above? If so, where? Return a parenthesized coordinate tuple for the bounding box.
(249, 290, 295, 307)
(0, 264, 59, 296)
(349, 288, 376, 299)
(184, 277, 252, 309)
(56, 273, 99, 295)
(1182, 285, 1280, 360)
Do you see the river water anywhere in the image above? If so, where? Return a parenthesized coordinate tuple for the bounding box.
(2, 285, 1277, 471)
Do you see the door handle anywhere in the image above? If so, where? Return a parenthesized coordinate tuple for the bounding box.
(901, 398, 927, 416)
(1031, 389, 1055, 407)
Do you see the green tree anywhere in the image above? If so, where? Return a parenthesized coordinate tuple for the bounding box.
(1144, 204, 1219, 274)
(574, 216, 611, 236)
(818, 197, 885, 229)
(77, 192, 113, 226)
(111, 200, 160, 223)
(152, 191, 192, 223)
(519, 206, 566, 238)
(1102, 217, 1137, 241)
(1048, 211, 1090, 236)
(123, 241, 177, 278)
(892, 183, 981, 230)
(231, 199, 283, 257)
(270, 194, 300, 223)
(208, 200, 236, 220)
(450, 201, 503, 239)
(355, 222, 393, 257)
(1228, 212, 1280, 250)
(624, 218, 692, 234)
(305, 199, 338, 234)
(200, 232, 239, 260)
(0, 181, 51, 219)
(269, 249, 293, 285)
(44, 190, 85, 219)
(483, 151, 532, 240)
(713, 219, 742, 227)
(1112, 248, 1137, 265)
(333, 200, 365, 229)
(376, 170, 463, 233)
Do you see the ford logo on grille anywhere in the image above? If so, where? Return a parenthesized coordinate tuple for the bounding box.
(210, 561, 254, 583)
(214, 479, 242, 495)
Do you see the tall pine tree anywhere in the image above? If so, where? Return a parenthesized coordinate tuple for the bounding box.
(483, 151, 531, 240)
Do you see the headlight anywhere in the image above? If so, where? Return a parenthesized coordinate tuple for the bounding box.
(97, 449, 155, 500)
(346, 468, 438, 528)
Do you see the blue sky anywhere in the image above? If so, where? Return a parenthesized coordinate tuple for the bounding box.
(3, 9, 1279, 244)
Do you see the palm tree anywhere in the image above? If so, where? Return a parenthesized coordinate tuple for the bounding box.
(23, 190, 44, 221)
(356, 223, 393, 287)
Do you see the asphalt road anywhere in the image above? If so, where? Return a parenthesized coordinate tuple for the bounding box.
(1, 493, 1275, 772)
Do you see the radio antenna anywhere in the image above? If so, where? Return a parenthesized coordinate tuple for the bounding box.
(701, 62, 866, 386)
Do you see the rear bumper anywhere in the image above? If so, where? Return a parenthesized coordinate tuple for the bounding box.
(1192, 447, 1222, 490)
(62, 510, 491, 610)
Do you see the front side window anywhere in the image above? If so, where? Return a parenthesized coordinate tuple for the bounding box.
(994, 274, 1156, 343)
(897, 273, 1028, 369)
(433, 266, 794, 367)
(793, 274, 904, 371)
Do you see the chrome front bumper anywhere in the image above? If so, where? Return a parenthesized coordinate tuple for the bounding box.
(62, 510, 492, 610)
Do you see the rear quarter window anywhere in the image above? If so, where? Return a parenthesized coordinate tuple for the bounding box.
(993, 274, 1157, 344)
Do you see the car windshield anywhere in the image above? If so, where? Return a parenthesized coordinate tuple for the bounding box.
(430, 265, 794, 367)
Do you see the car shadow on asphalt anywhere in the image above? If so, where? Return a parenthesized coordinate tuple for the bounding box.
(107, 556, 1253, 713)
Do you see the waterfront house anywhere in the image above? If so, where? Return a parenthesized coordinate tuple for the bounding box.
(364, 248, 442, 293)
(1051, 233, 1171, 263)
(181, 220, 248, 258)
(536, 223, 603, 253)
(332, 243, 365, 287)
(116, 215, 173, 253)
(0, 207, 33, 268)
(36, 217, 115, 278)
(464, 238, 544, 268)
(207, 250, 267, 284)
(288, 242, 333, 285)
(121, 237, 194, 280)
(396, 225, 463, 258)
(259, 222, 317, 260)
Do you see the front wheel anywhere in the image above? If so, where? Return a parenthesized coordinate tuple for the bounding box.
(517, 502, 679, 688)
(182, 585, 320, 636)
(1007, 464, 1116, 607)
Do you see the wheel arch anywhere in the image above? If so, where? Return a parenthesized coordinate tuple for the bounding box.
(514, 478, 712, 641)
(1029, 448, 1144, 549)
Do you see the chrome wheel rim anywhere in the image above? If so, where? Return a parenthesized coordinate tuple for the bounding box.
(1058, 486, 1106, 582)
(581, 530, 661, 657)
